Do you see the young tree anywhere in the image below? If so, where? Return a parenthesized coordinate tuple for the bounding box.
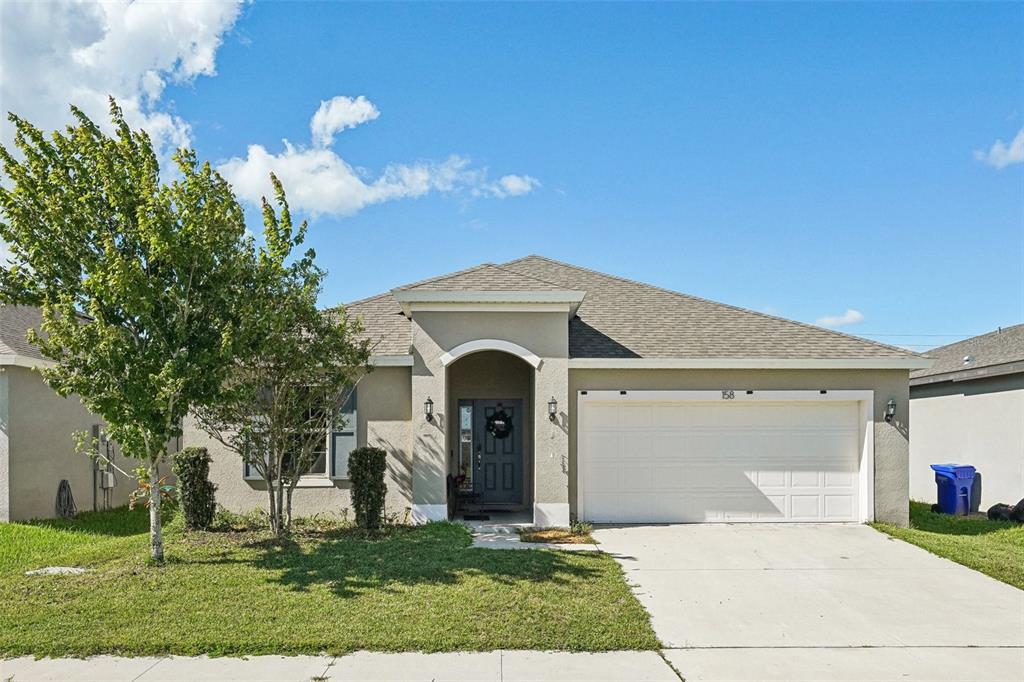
(194, 176, 372, 537)
(0, 100, 257, 561)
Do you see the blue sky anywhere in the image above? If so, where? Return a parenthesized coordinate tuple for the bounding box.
(3, 2, 1023, 351)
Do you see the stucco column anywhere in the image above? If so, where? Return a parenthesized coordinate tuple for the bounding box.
(533, 357, 570, 526)
(410, 320, 448, 522)
(0, 370, 9, 523)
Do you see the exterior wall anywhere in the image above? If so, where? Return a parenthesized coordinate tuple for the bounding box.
(191, 366, 413, 520)
(0, 370, 9, 522)
(568, 368, 911, 526)
(447, 351, 533, 508)
(411, 311, 570, 525)
(910, 374, 1024, 509)
(4, 366, 130, 521)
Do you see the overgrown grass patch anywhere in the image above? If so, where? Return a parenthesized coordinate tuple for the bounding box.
(872, 501, 1024, 590)
(0, 507, 657, 657)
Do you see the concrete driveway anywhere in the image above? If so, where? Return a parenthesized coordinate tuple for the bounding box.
(594, 524, 1024, 681)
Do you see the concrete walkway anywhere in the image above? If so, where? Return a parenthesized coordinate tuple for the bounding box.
(0, 651, 680, 681)
(595, 523, 1024, 682)
(463, 517, 598, 551)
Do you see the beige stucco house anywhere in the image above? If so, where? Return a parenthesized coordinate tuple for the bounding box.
(910, 324, 1024, 509)
(1, 306, 137, 521)
(190, 256, 928, 527)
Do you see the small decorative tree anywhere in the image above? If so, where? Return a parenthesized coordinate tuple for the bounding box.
(348, 446, 387, 530)
(193, 176, 372, 537)
(0, 100, 257, 562)
(171, 447, 217, 531)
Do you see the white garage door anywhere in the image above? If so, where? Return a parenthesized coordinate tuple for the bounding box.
(578, 391, 866, 523)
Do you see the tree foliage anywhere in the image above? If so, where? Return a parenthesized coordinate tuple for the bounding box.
(0, 100, 256, 561)
(193, 175, 372, 537)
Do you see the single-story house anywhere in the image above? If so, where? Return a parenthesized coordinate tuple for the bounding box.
(188, 255, 928, 527)
(1, 306, 137, 521)
(910, 324, 1024, 509)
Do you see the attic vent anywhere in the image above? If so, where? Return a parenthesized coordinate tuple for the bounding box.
(963, 355, 975, 366)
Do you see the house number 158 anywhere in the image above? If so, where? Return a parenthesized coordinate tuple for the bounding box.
(721, 390, 735, 399)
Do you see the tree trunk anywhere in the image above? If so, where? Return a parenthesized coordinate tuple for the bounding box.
(148, 460, 164, 562)
(266, 478, 278, 536)
(285, 484, 294, 531)
(275, 474, 286, 537)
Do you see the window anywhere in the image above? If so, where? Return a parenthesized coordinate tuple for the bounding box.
(243, 394, 333, 481)
(458, 402, 473, 491)
(331, 388, 357, 480)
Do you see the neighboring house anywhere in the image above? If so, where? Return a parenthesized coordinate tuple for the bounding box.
(909, 324, 1024, 509)
(1, 306, 135, 521)
(187, 255, 928, 527)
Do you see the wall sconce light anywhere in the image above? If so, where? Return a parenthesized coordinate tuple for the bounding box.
(424, 397, 434, 422)
(548, 396, 558, 422)
(884, 399, 896, 423)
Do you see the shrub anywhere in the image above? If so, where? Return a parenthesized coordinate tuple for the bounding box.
(171, 447, 217, 530)
(570, 519, 593, 536)
(348, 446, 387, 529)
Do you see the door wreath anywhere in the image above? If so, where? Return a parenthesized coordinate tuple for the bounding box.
(486, 409, 513, 439)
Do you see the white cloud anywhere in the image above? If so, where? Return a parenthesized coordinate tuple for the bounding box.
(484, 174, 541, 198)
(0, 0, 242, 159)
(816, 309, 865, 328)
(219, 97, 539, 217)
(311, 96, 380, 148)
(974, 127, 1024, 169)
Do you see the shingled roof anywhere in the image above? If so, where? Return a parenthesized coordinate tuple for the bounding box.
(342, 255, 922, 361)
(911, 324, 1024, 383)
(0, 305, 46, 361)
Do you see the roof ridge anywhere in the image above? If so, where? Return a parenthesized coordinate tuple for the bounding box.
(489, 262, 574, 290)
(926, 323, 1024, 353)
(503, 254, 922, 359)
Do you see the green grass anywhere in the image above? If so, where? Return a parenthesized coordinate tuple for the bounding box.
(873, 501, 1024, 590)
(0, 507, 658, 657)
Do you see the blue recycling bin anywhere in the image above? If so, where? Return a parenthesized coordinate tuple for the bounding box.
(930, 464, 977, 516)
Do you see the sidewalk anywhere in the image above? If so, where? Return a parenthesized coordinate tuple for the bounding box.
(1, 651, 681, 682)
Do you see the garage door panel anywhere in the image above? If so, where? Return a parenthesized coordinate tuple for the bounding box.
(579, 398, 861, 523)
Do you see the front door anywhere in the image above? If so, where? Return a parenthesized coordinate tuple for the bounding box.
(471, 399, 523, 505)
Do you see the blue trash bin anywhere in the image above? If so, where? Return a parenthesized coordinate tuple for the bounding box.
(930, 464, 977, 516)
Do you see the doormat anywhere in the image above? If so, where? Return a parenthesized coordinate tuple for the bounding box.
(462, 514, 490, 521)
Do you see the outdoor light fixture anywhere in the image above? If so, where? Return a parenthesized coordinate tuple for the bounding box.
(547, 396, 558, 422)
(424, 397, 434, 422)
(884, 399, 897, 423)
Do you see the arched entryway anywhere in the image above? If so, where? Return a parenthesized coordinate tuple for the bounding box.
(446, 350, 534, 517)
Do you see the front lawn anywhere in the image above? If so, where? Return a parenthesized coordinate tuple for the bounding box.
(0, 508, 658, 657)
(873, 501, 1024, 590)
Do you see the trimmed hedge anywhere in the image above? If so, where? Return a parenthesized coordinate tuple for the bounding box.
(348, 446, 387, 529)
(171, 447, 217, 530)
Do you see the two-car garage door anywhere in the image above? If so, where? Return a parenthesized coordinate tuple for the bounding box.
(578, 391, 868, 523)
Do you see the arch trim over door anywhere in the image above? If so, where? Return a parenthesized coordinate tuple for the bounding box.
(439, 339, 542, 369)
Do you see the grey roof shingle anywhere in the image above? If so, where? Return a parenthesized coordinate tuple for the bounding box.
(911, 324, 1024, 380)
(336, 255, 921, 361)
(0, 305, 46, 360)
(395, 263, 568, 292)
(340, 293, 411, 356)
(502, 255, 916, 359)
